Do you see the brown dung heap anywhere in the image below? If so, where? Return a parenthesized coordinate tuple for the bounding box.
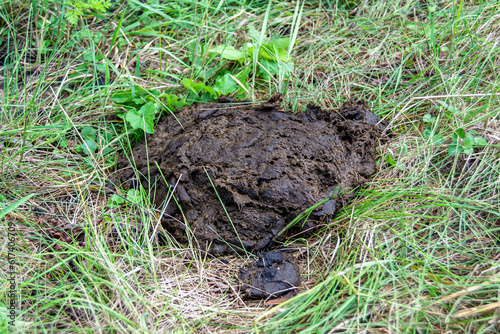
(115, 95, 384, 254)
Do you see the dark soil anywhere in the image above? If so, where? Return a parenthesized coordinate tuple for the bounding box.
(115, 95, 384, 255)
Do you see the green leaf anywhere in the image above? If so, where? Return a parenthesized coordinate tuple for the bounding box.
(209, 45, 245, 61)
(200, 85, 218, 98)
(108, 194, 125, 208)
(83, 51, 95, 62)
(259, 58, 278, 80)
(474, 136, 487, 146)
(126, 189, 142, 205)
(385, 154, 396, 166)
(165, 94, 188, 112)
(423, 127, 432, 139)
(455, 128, 466, 139)
(448, 144, 463, 156)
(125, 102, 156, 133)
(463, 136, 474, 147)
(236, 67, 251, 81)
(260, 46, 289, 61)
(272, 37, 290, 49)
(81, 126, 96, 140)
(111, 91, 133, 103)
(214, 72, 238, 95)
(463, 146, 473, 155)
(438, 100, 459, 114)
(248, 25, 260, 42)
(95, 63, 106, 72)
(80, 139, 97, 155)
(423, 114, 436, 123)
(181, 78, 205, 94)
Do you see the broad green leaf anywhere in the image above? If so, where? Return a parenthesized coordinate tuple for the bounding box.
(95, 63, 106, 72)
(281, 61, 295, 76)
(248, 25, 260, 42)
(83, 50, 95, 61)
(423, 127, 431, 139)
(260, 46, 289, 61)
(81, 126, 96, 140)
(181, 78, 205, 94)
(456, 128, 466, 138)
(272, 37, 290, 49)
(200, 85, 218, 98)
(165, 94, 188, 111)
(80, 139, 97, 155)
(259, 58, 278, 80)
(111, 91, 133, 103)
(214, 72, 238, 95)
(125, 102, 156, 133)
(474, 136, 487, 146)
(236, 67, 251, 81)
(209, 45, 245, 61)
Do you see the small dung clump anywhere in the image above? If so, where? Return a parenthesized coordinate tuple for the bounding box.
(239, 250, 300, 300)
(115, 95, 384, 254)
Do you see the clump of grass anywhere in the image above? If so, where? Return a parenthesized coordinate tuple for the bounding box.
(1, 0, 499, 333)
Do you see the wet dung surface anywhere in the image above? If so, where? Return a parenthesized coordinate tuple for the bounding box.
(115, 95, 384, 254)
(240, 251, 300, 299)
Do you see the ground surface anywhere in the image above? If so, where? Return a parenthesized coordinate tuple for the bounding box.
(1, 1, 499, 333)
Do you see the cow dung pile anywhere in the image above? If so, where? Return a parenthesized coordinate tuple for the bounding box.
(114, 95, 384, 255)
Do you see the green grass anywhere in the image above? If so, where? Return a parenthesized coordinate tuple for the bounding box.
(1, 0, 499, 333)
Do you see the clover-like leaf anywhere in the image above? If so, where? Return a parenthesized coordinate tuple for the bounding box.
(385, 154, 396, 166)
(126, 189, 142, 205)
(108, 194, 125, 208)
(423, 114, 436, 123)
